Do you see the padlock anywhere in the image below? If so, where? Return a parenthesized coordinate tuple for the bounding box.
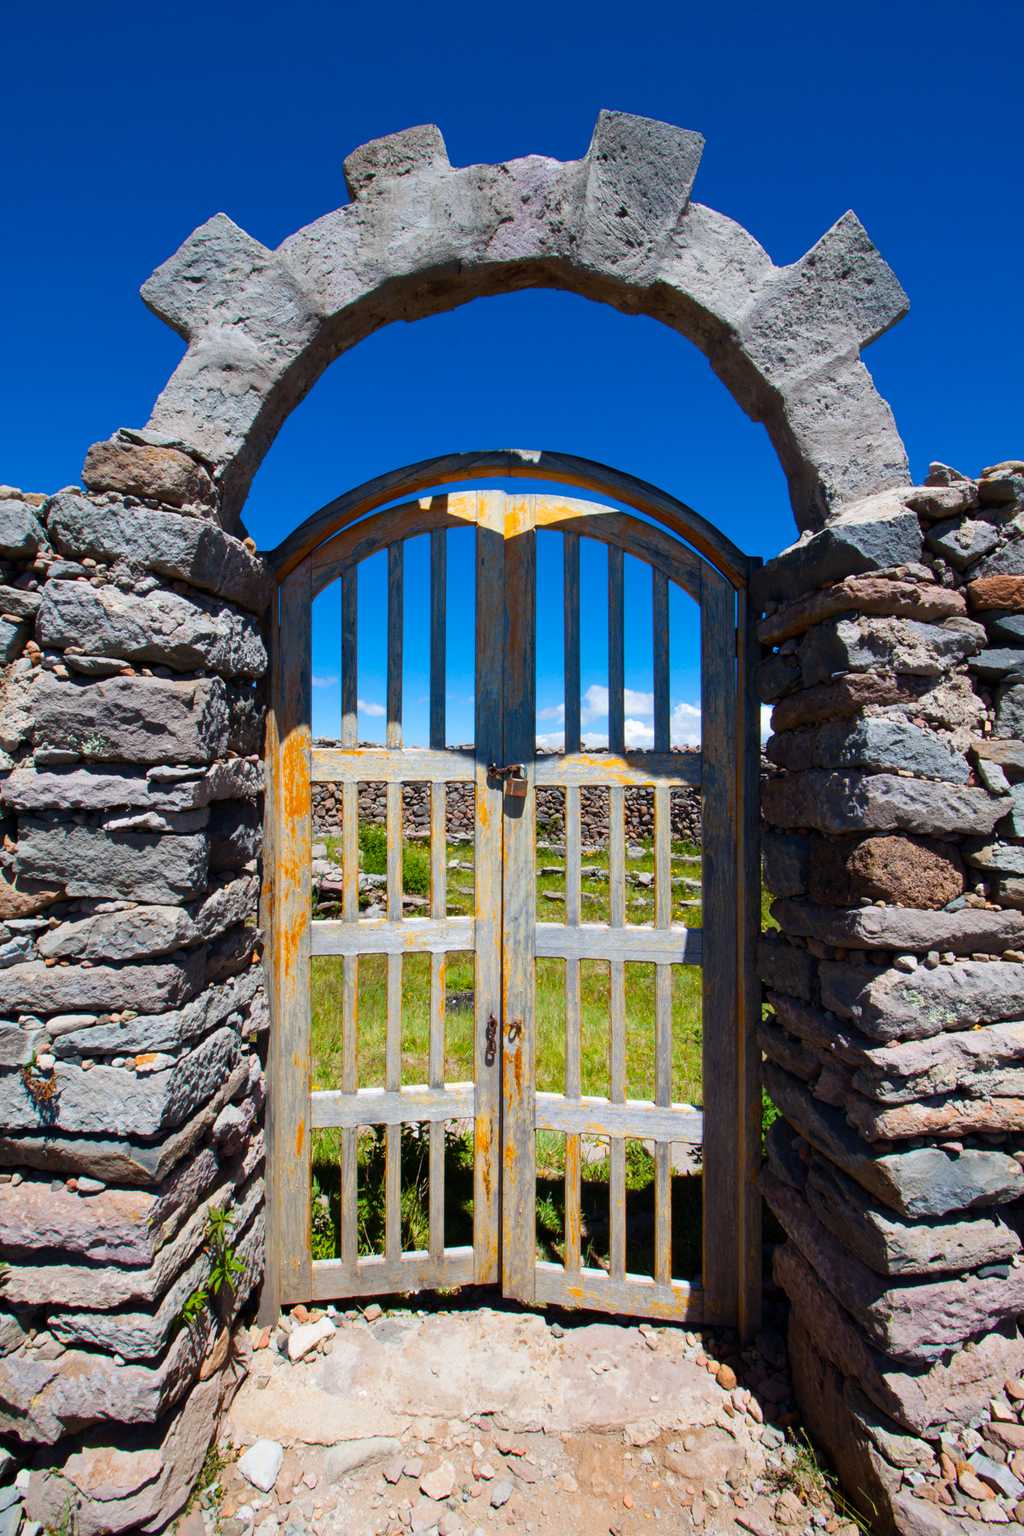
(505, 765, 527, 799)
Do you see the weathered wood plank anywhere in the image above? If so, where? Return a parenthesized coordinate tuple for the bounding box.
(340, 1127, 358, 1266)
(564, 1132, 582, 1274)
(533, 1262, 703, 1323)
(736, 579, 763, 1340)
(265, 558, 313, 1312)
(653, 567, 670, 754)
(311, 1246, 475, 1302)
(563, 531, 581, 754)
(430, 526, 447, 752)
(385, 1121, 401, 1264)
(501, 495, 537, 1304)
(310, 916, 475, 956)
(534, 499, 703, 602)
(387, 541, 403, 749)
(312, 1082, 475, 1129)
(700, 564, 739, 1326)
(270, 451, 748, 595)
(535, 1093, 703, 1142)
(534, 752, 700, 789)
(534, 923, 702, 964)
(608, 545, 625, 756)
(473, 501, 504, 1285)
(313, 746, 476, 784)
(310, 494, 479, 597)
(341, 565, 358, 747)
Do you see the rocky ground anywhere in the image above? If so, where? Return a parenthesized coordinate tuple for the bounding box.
(178, 1298, 861, 1536)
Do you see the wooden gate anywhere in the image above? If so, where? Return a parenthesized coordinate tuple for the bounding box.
(262, 460, 761, 1338)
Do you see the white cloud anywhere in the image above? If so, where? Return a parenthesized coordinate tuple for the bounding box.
(670, 701, 701, 747)
(624, 718, 655, 749)
(761, 705, 773, 743)
(358, 698, 386, 718)
(536, 730, 566, 750)
(580, 684, 655, 723)
(538, 702, 565, 722)
(312, 673, 337, 689)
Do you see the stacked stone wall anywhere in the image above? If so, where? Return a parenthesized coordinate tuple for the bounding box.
(311, 774, 703, 846)
(0, 440, 269, 1536)
(756, 460, 1024, 1533)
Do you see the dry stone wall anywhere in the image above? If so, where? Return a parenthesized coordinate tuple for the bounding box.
(311, 772, 703, 846)
(0, 446, 270, 1536)
(756, 459, 1024, 1534)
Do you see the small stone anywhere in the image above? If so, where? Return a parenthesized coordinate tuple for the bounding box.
(716, 1363, 737, 1390)
(238, 1440, 285, 1494)
(489, 1479, 513, 1509)
(383, 1457, 404, 1484)
(958, 1466, 995, 1501)
(364, 1303, 383, 1321)
(420, 1462, 456, 1501)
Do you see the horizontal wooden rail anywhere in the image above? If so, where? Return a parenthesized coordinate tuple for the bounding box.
(311, 1082, 475, 1129)
(310, 1247, 476, 1302)
(312, 746, 476, 784)
(311, 916, 475, 956)
(535, 1093, 703, 1143)
(534, 1262, 703, 1322)
(535, 922, 702, 965)
(534, 751, 701, 789)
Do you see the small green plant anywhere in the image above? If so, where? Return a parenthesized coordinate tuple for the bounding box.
(772, 1429, 876, 1535)
(45, 1492, 77, 1536)
(311, 1174, 335, 1260)
(185, 1437, 237, 1520)
(761, 1088, 780, 1153)
(180, 1207, 245, 1326)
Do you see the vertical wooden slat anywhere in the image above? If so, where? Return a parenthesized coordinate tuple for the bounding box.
(387, 541, 403, 750)
(564, 1132, 582, 1273)
(501, 493, 537, 1303)
(341, 565, 358, 747)
(701, 565, 739, 1326)
(652, 568, 670, 755)
(608, 782, 626, 1283)
(263, 560, 313, 1315)
(429, 770, 447, 1263)
(608, 545, 625, 756)
(473, 495, 504, 1284)
(654, 782, 673, 1287)
(564, 781, 582, 1278)
(563, 531, 581, 754)
(431, 527, 447, 750)
(736, 576, 763, 1340)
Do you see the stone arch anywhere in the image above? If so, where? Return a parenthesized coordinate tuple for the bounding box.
(125, 112, 910, 535)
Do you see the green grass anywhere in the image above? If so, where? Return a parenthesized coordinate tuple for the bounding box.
(309, 825, 772, 1281)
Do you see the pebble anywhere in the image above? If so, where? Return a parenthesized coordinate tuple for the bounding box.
(489, 1479, 514, 1509)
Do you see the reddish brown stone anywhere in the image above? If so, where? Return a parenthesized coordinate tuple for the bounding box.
(969, 575, 1024, 613)
(82, 440, 215, 510)
(808, 835, 964, 910)
(771, 673, 913, 734)
(759, 575, 966, 648)
(0, 861, 61, 919)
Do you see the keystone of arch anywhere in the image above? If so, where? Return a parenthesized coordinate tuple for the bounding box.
(135, 112, 911, 533)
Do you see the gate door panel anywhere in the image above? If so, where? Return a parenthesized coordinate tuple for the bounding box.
(266, 484, 760, 1333)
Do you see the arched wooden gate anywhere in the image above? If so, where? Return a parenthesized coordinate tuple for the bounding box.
(262, 453, 762, 1338)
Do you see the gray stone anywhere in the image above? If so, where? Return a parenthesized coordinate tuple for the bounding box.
(2, 757, 260, 813)
(798, 615, 984, 686)
(0, 500, 44, 559)
(850, 1019, 1024, 1103)
(323, 1437, 402, 1481)
(17, 818, 208, 903)
(763, 1170, 1024, 1361)
(38, 905, 196, 962)
(758, 652, 801, 703)
(775, 1240, 1024, 1435)
(763, 1061, 1024, 1216)
(0, 1056, 250, 1184)
(37, 580, 266, 678)
(24, 1370, 222, 1536)
(987, 610, 1024, 643)
(210, 801, 260, 870)
(967, 1450, 1024, 1501)
(973, 540, 1024, 580)
(762, 832, 810, 897)
(0, 584, 41, 621)
(238, 1440, 284, 1493)
(0, 1024, 238, 1138)
(925, 514, 1000, 571)
(0, 1020, 44, 1067)
(0, 617, 28, 663)
(46, 491, 268, 613)
(997, 679, 1024, 737)
(32, 672, 229, 766)
(970, 647, 1024, 678)
(821, 958, 1024, 1041)
(53, 965, 261, 1058)
(81, 437, 215, 508)
(773, 898, 1024, 955)
(579, 110, 704, 279)
(965, 840, 1024, 876)
(803, 1152, 1021, 1278)
(0, 949, 203, 1019)
(766, 717, 969, 783)
(757, 935, 816, 1000)
(752, 491, 922, 606)
(845, 1083, 1024, 1140)
(763, 770, 1006, 838)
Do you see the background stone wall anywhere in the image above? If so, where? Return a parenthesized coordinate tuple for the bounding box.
(0, 440, 269, 1536)
(312, 773, 703, 847)
(756, 459, 1024, 1533)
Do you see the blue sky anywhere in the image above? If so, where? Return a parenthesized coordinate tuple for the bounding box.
(3, 0, 1021, 745)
